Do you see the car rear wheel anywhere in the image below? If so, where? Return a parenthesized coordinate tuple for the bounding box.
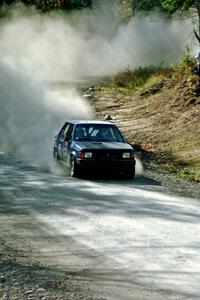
(53, 150, 60, 161)
(70, 157, 80, 178)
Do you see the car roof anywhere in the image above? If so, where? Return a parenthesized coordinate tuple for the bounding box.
(65, 120, 116, 126)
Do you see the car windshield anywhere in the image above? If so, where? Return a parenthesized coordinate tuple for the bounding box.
(73, 124, 124, 142)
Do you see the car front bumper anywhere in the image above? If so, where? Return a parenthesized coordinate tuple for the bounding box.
(76, 158, 136, 172)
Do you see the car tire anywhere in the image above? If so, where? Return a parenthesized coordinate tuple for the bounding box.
(124, 167, 135, 179)
(53, 150, 60, 161)
(70, 157, 80, 178)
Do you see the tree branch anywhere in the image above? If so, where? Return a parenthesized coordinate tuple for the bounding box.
(194, 29, 200, 43)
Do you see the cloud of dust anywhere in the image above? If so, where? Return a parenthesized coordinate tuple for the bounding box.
(0, 3, 194, 81)
(0, 61, 92, 167)
(0, 3, 195, 170)
(135, 158, 143, 177)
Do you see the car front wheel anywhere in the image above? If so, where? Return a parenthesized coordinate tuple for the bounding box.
(70, 157, 80, 178)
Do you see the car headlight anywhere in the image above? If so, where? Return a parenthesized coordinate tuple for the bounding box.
(84, 152, 93, 158)
(78, 152, 93, 159)
(122, 152, 131, 159)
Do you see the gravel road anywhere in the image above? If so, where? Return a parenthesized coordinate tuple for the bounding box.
(0, 151, 200, 300)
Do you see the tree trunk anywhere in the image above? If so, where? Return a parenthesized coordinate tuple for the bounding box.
(196, 0, 200, 43)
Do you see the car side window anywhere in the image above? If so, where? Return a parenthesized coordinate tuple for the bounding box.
(58, 123, 68, 141)
(64, 124, 74, 141)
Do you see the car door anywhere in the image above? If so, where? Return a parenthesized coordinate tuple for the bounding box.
(61, 123, 74, 163)
(56, 123, 68, 159)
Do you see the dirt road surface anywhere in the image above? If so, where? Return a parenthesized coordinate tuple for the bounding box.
(1, 151, 200, 300)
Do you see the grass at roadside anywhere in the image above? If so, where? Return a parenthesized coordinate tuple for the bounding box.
(139, 147, 200, 183)
(112, 64, 173, 90)
(100, 48, 196, 92)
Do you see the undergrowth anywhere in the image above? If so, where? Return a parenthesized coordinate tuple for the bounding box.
(112, 49, 196, 90)
(112, 64, 171, 89)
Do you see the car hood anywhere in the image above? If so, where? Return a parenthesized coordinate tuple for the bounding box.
(75, 141, 133, 151)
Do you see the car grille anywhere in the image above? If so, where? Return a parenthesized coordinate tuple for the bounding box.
(93, 150, 123, 161)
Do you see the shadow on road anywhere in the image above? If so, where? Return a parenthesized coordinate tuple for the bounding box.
(1, 153, 200, 299)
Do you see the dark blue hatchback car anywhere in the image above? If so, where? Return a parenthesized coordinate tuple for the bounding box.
(53, 120, 136, 178)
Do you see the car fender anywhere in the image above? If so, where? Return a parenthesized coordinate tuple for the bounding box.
(70, 151, 78, 164)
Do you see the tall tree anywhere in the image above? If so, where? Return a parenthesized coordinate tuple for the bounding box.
(162, 0, 200, 43)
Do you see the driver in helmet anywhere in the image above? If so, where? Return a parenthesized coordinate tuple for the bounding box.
(98, 127, 110, 140)
(75, 127, 85, 140)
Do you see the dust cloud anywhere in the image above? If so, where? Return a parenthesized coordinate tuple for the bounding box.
(0, 3, 194, 169)
(0, 4, 194, 81)
(0, 61, 92, 167)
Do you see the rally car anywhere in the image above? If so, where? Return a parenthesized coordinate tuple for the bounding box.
(53, 120, 136, 178)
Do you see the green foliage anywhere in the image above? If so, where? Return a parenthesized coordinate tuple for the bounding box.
(4, 0, 93, 11)
(161, 1, 200, 44)
(178, 168, 200, 182)
(63, 0, 92, 9)
(113, 64, 167, 88)
(162, 0, 196, 13)
(132, 0, 196, 13)
(132, 0, 164, 12)
(179, 46, 194, 65)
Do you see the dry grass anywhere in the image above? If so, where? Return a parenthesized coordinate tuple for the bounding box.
(112, 64, 172, 88)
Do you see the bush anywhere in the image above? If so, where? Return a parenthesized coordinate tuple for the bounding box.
(179, 46, 194, 66)
(113, 63, 170, 89)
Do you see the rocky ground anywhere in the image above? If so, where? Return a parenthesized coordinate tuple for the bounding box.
(0, 236, 107, 300)
(0, 241, 95, 300)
